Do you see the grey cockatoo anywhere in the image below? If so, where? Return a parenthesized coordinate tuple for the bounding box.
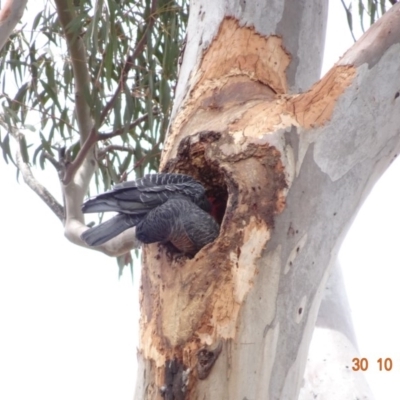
(81, 173, 219, 256)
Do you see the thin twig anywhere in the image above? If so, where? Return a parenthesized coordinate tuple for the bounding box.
(98, 144, 135, 158)
(10, 131, 65, 221)
(98, 0, 159, 126)
(41, 151, 63, 172)
(98, 111, 159, 140)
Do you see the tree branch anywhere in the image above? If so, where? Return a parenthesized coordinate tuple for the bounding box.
(341, 2, 400, 67)
(9, 131, 65, 222)
(61, 126, 98, 185)
(54, 0, 93, 144)
(62, 110, 159, 184)
(41, 151, 63, 172)
(0, 0, 28, 51)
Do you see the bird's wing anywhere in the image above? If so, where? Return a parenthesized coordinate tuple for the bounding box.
(82, 173, 208, 214)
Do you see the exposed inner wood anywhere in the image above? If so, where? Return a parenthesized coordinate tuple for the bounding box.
(162, 18, 356, 166)
(286, 66, 356, 129)
(198, 18, 291, 93)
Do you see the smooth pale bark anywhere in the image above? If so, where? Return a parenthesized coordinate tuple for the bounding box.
(299, 262, 375, 399)
(134, 0, 400, 399)
(0, 0, 27, 51)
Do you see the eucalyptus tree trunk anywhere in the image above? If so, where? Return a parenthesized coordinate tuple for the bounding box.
(135, 0, 400, 398)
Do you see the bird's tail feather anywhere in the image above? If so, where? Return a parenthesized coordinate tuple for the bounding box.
(81, 214, 141, 246)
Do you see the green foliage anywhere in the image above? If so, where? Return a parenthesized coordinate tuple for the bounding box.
(341, 0, 394, 41)
(0, 0, 188, 189)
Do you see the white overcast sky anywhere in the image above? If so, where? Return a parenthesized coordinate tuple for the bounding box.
(1, 1, 400, 399)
